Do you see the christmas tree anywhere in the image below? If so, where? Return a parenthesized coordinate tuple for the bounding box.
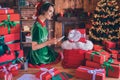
(89, 0, 120, 44)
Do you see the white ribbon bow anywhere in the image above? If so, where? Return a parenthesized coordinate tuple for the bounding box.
(88, 69, 104, 80)
(0, 66, 12, 80)
(79, 67, 104, 80)
(8, 64, 18, 71)
(40, 68, 55, 80)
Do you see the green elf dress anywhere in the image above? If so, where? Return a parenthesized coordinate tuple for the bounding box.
(27, 18, 59, 65)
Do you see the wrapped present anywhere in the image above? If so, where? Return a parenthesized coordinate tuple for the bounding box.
(102, 58, 120, 78)
(86, 60, 101, 69)
(75, 66, 105, 80)
(62, 49, 86, 68)
(7, 64, 21, 76)
(8, 64, 21, 71)
(85, 50, 110, 64)
(103, 40, 116, 49)
(93, 45, 103, 52)
(68, 29, 86, 42)
(105, 48, 118, 59)
(35, 67, 60, 80)
(0, 8, 14, 14)
(0, 50, 24, 65)
(4, 33, 20, 42)
(0, 66, 12, 80)
(0, 14, 20, 35)
(7, 43, 20, 51)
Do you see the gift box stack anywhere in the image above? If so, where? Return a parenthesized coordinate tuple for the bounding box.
(74, 39, 120, 80)
(61, 29, 93, 68)
(77, 42, 120, 79)
(0, 8, 24, 79)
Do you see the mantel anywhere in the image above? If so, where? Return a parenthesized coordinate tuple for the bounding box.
(56, 17, 91, 38)
(57, 17, 90, 24)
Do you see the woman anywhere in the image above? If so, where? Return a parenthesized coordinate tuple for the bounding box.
(27, 1, 61, 66)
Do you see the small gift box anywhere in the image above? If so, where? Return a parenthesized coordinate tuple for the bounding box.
(86, 60, 101, 69)
(75, 66, 105, 80)
(35, 67, 60, 80)
(85, 50, 110, 64)
(7, 64, 21, 76)
(0, 66, 12, 80)
(62, 49, 86, 68)
(103, 40, 116, 49)
(0, 8, 14, 14)
(102, 58, 120, 78)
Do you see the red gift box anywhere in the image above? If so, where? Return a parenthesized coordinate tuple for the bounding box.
(0, 50, 24, 63)
(85, 50, 110, 64)
(4, 33, 20, 42)
(102, 59, 120, 78)
(0, 66, 12, 80)
(7, 43, 20, 51)
(104, 40, 116, 48)
(0, 14, 20, 22)
(93, 45, 103, 52)
(0, 8, 14, 14)
(36, 67, 60, 80)
(7, 64, 21, 71)
(68, 29, 86, 42)
(7, 64, 21, 76)
(62, 49, 86, 68)
(86, 60, 102, 69)
(75, 66, 105, 80)
(105, 48, 118, 59)
(0, 14, 20, 35)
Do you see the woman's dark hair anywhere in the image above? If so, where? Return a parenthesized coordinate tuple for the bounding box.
(36, 2, 54, 16)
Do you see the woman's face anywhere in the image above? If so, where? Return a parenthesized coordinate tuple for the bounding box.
(44, 6, 54, 20)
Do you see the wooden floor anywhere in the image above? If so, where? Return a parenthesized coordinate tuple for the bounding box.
(13, 61, 120, 80)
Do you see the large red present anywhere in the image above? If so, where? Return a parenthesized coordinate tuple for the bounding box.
(62, 49, 86, 68)
(36, 67, 60, 80)
(102, 59, 120, 78)
(0, 50, 24, 64)
(0, 8, 14, 14)
(68, 29, 86, 42)
(85, 50, 110, 64)
(86, 60, 101, 69)
(75, 66, 105, 80)
(0, 14, 20, 35)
